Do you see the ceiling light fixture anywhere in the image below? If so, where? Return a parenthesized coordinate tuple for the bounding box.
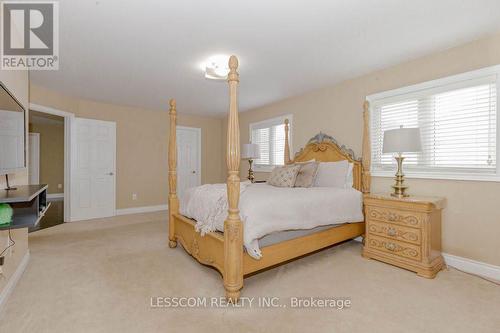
(202, 54, 230, 80)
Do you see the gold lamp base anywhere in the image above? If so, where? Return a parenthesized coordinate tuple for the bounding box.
(391, 155, 409, 198)
(247, 159, 255, 183)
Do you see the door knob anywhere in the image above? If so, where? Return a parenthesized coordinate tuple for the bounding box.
(108, 172, 114, 176)
(191, 171, 196, 174)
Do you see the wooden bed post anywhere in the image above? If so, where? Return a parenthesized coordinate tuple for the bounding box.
(168, 98, 179, 248)
(362, 101, 371, 193)
(224, 55, 243, 302)
(284, 118, 291, 164)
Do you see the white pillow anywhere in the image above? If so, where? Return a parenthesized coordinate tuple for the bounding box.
(314, 160, 350, 188)
(345, 162, 354, 188)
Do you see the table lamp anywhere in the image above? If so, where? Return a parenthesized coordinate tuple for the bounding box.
(241, 143, 260, 183)
(383, 126, 422, 198)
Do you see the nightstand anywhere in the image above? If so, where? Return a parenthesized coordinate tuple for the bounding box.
(362, 193, 445, 278)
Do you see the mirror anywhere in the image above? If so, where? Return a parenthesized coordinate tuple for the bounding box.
(0, 81, 26, 175)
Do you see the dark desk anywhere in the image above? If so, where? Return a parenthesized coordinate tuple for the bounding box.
(0, 185, 49, 230)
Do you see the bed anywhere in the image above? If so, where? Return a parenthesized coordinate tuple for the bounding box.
(168, 56, 372, 301)
(180, 183, 365, 259)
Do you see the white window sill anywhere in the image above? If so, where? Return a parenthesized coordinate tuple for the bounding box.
(372, 171, 500, 182)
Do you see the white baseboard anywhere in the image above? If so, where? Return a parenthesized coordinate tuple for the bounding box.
(47, 193, 64, 200)
(0, 251, 30, 313)
(115, 204, 168, 216)
(442, 253, 500, 281)
(353, 237, 500, 281)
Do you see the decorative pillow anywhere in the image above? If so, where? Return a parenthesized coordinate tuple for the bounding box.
(294, 161, 319, 187)
(313, 160, 350, 188)
(268, 164, 301, 187)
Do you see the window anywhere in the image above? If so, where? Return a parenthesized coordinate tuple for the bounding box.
(250, 115, 292, 171)
(368, 65, 500, 181)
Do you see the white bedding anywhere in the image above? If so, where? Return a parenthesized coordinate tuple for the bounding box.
(179, 182, 363, 259)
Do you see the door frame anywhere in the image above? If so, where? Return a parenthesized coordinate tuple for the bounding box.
(177, 126, 202, 187)
(28, 133, 40, 185)
(29, 103, 75, 222)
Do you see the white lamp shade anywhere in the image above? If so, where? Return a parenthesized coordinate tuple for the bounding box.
(241, 143, 260, 159)
(383, 127, 422, 153)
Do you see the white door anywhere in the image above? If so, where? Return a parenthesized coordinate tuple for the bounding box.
(177, 126, 201, 198)
(28, 133, 40, 184)
(71, 118, 116, 221)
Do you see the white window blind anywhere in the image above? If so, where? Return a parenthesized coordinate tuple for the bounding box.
(370, 70, 499, 180)
(250, 115, 292, 170)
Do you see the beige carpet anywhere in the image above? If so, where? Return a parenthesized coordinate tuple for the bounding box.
(0, 212, 499, 333)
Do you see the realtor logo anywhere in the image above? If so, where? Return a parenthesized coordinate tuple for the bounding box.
(1, 1, 59, 70)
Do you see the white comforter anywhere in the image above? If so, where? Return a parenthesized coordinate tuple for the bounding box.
(180, 182, 363, 259)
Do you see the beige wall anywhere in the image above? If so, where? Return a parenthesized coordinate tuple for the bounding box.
(228, 33, 500, 266)
(30, 85, 224, 209)
(0, 30, 30, 296)
(29, 118, 65, 194)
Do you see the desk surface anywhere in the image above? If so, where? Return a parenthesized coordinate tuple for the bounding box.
(0, 184, 48, 203)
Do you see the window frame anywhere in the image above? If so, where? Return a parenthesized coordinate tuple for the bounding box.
(249, 114, 293, 172)
(366, 65, 500, 182)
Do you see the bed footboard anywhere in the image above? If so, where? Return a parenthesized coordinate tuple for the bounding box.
(173, 214, 225, 274)
(172, 213, 364, 279)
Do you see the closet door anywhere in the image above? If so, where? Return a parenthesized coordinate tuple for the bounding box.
(177, 126, 201, 198)
(71, 118, 116, 221)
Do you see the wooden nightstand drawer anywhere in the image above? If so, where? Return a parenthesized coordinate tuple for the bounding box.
(367, 221, 421, 245)
(366, 235, 422, 261)
(366, 206, 423, 228)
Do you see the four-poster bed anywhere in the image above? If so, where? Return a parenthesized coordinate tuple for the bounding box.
(168, 55, 371, 301)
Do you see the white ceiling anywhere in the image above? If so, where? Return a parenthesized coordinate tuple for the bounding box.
(31, 0, 500, 117)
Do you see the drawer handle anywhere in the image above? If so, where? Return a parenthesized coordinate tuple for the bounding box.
(385, 242, 396, 251)
(387, 227, 397, 237)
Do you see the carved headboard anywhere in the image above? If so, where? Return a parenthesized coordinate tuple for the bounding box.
(282, 103, 371, 193)
(291, 133, 363, 192)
